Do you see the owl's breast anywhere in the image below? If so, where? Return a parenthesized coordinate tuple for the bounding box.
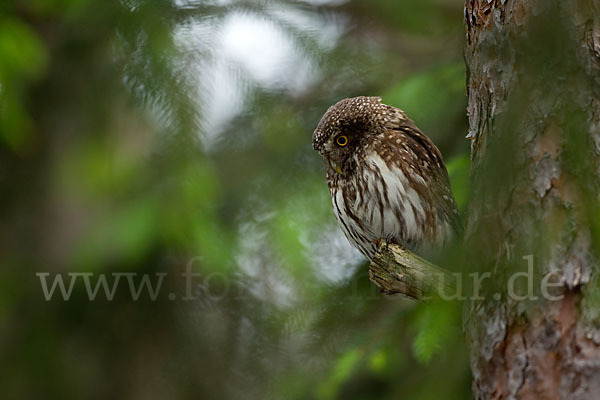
(334, 148, 452, 258)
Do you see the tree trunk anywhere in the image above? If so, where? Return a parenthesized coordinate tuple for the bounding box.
(464, 1, 600, 399)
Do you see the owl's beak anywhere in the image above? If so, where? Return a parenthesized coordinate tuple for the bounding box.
(329, 159, 343, 174)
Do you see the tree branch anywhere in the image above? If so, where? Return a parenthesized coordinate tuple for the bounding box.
(369, 242, 455, 300)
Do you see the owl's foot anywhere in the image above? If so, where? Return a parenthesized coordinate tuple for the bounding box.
(374, 237, 393, 253)
(385, 236, 393, 248)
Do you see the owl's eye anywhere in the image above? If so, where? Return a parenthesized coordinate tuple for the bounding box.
(336, 135, 348, 147)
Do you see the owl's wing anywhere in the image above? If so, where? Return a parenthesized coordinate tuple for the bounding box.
(390, 119, 463, 237)
(433, 164, 463, 236)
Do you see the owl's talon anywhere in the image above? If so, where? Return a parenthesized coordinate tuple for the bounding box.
(373, 239, 390, 253)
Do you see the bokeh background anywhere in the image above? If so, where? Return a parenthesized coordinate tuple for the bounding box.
(1, 0, 472, 399)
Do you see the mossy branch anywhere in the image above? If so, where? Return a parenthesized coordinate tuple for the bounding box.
(369, 242, 455, 300)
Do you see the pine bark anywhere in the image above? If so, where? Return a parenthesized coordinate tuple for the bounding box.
(464, 0, 600, 399)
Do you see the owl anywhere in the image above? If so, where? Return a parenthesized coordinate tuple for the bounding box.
(312, 96, 461, 260)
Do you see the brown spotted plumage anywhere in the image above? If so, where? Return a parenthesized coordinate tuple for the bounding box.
(312, 96, 461, 259)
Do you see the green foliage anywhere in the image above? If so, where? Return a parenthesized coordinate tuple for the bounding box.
(411, 300, 461, 364)
(317, 349, 362, 400)
(353, 0, 463, 35)
(0, 17, 47, 80)
(384, 62, 466, 145)
(1, 1, 471, 399)
(367, 349, 387, 372)
(0, 16, 48, 150)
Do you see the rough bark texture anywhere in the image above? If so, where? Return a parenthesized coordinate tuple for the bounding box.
(465, 1, 600, 399)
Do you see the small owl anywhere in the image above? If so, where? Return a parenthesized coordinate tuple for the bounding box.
(312, 96, 461, 259)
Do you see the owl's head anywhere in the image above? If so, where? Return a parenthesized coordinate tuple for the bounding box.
(312, 96, 402, 174)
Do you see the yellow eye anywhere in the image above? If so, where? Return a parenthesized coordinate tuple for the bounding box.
(336, 135, 348, 147)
